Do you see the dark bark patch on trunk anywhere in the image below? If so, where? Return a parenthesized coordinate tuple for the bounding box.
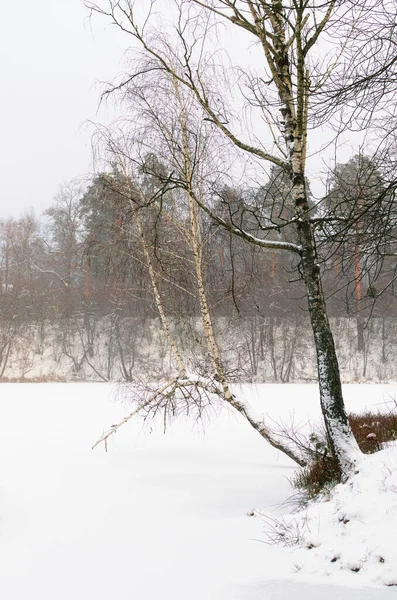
(292, 173, 305, 187)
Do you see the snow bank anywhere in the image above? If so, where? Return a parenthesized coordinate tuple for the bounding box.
(0, 383, 396, 598)
(265, 445, 397, 587)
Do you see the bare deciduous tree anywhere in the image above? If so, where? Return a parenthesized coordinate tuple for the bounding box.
(86, 0, 371, 477)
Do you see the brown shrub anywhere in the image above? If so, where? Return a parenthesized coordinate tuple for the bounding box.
(293, 410, 397, 499)
(293, 454, 340, 498)
(349, 411, 397, 454)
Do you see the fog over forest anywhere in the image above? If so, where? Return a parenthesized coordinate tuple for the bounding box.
(2, 0, 397, 389)
(1, 153, 396, 383)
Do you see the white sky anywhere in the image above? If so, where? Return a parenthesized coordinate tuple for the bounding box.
(0, 0, 362, 220)
(0, 0, 125, 219)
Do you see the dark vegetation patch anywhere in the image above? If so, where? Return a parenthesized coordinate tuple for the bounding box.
(293, 410, 397, 499)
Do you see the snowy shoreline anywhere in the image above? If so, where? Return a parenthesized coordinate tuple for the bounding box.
(0, 383, 395, 598)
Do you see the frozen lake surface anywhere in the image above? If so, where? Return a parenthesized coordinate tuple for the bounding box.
(0, 383, 395, 599)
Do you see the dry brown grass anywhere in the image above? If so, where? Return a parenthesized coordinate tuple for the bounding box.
(349, 411, 397, 453)
(293, 410, 397, 499)
(293, 453, 340, 498)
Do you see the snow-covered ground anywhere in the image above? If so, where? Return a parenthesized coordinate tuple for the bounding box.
(0, 383, 395, 599)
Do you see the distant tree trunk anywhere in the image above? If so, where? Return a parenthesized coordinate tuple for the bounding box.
(381, 318, 388, 364)
(355, 242, 362, 307)
(85, 258, 91, 298)
(357, 316, 365, 353)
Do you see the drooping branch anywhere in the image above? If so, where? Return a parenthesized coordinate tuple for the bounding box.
(86, 0, 288, 170)
(189, 186, 303, 254)
(92, 372, 308, 465)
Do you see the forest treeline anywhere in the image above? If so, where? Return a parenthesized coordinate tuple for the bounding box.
(1, 154, 396, 382)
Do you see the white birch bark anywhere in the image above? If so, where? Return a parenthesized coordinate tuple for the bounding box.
(172, 76, 307, 466)
(250, 0, 361, 476)
(120, 164, 187, 378)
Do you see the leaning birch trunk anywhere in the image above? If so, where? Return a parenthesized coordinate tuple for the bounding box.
(135, 215, 186, 377)
(173, 78, 306, 467)
(187, 186, 306, 466)
(120, 163, 186, 378)
(106, 155, 304, 465)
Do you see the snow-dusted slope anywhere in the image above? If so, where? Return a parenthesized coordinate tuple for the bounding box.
(276, 445, 397, 587)
(0, 383, 395, 599)
(4, 317, 397, 383)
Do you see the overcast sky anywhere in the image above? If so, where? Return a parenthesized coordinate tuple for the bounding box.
(0, 0, 126, 219)
(0, 1, 362, 221)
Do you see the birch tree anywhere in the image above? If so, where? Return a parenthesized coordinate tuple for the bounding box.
(86, 0, 370, 477)
(92, 82, 307, 465)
